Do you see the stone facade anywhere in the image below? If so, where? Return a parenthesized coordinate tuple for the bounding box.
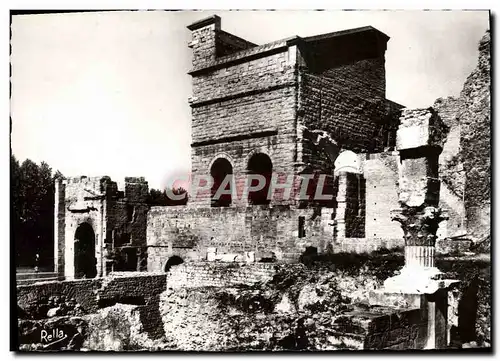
(188, 16, 400, 208)
(54, 15, 480, 277)
(146, 205, 335, 269)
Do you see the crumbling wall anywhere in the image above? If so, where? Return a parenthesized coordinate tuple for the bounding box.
(431, 31, 490, 242)
(106, 177, 149, 272)
(459, 31, 491, 241)
(16, 255, 490, 351)
(56, 176, 149, 278)
(16, 274, 169, 351)
(166, 263, 290, 289)
(299, 73, 396, 168)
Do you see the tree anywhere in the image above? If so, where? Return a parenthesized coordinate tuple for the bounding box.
(11, 155, 60, 268)
(147, 187, 188, 206)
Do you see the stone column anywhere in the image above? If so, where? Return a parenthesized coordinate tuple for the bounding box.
(334, 172, 348, 239)
(383, 108, 452, 292)
(370, 108, 459, 350)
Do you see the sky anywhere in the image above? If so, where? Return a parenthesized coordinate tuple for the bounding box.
(10, 10, 490, 190)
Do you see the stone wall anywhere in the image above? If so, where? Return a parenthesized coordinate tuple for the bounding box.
(188, 16, 299, 208)
(190, 86, 298, 208)
(363, 152, 403, 240)
(363, 150, 466, 245)
(146, 205, 335, 270)
(16, 255, 490, 350)
(158, 262, 430, 351)
(166, 262, 290, 289)
(148, 143, 470, 265)
(298, 51, 401, 163)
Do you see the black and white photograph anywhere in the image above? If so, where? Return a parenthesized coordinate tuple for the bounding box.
(10, 8, 491, 352)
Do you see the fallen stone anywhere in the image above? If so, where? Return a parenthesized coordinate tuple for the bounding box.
(47, 307, 61, 318)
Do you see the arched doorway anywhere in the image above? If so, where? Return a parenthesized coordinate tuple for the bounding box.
(210, 158, 233, 207)
(248, 153, 273, 205)
(164, 255, 184, 273)
(74, 223, 97, 279)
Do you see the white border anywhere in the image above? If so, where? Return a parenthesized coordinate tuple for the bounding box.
(2, 2, 496, 360)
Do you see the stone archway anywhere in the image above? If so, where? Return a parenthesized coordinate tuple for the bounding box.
(74, 223, 97, 279)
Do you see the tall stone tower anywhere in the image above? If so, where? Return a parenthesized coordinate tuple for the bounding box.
(186, 15, 401, 209)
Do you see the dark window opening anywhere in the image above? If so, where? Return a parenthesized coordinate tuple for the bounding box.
(298, 216, 306, 238)
(345, 174, 366, 238)
(300, 173, 336, 207)
(114, 247, 138, 271)
(247, 153, 273, 205)
(164, 255, 184, 273)
(210, 158, 233, 207)
(114, 231, 131, 247)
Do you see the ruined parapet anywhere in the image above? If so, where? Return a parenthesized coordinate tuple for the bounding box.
(124, 177, 149, 204)
(113, 177, 150, 273)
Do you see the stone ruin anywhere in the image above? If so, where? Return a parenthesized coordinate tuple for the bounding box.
(17, 15, 490, 351)
(53, 15, 477, 278)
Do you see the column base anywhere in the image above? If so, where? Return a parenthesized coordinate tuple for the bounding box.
(383, 266, 459, 294)
(369, 269, 460, 350)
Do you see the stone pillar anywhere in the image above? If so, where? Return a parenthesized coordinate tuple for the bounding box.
(54, 178, 66, 278)
(334, 172, 348, 239)
(370, 108, 458, 350)
(384, 108, 451, 292)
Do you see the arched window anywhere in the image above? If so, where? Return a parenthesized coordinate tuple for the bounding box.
(210, 158, 233, 207)
(247, 153, 273, 205)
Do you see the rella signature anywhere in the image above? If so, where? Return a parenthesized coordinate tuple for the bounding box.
(41, 328, 68, 347)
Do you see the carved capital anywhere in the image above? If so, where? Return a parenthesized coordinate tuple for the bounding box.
(391, 206, 447, 247)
